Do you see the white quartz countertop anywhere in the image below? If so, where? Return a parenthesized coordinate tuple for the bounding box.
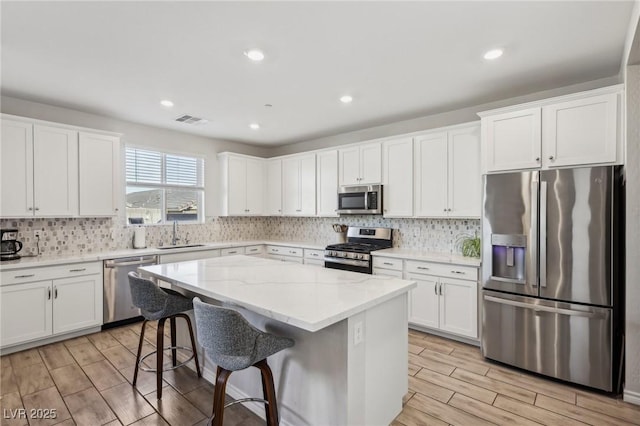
(0, 240, 326, 271)
(373, 248, 481, 267)
(139, 255, 416, 332)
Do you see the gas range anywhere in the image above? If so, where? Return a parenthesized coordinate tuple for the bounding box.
(324, 227, 392, 274)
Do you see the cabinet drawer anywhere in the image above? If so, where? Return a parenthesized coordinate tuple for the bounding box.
(266, 254, 304, 264)
(372, 256, 403, 271)
(304, 249, 325, 260)
(1, 262, 102, 286)
(244, 245, 264, 255)
(266, 245, 303, 257)
(405, 260, 477, 280)
(373, 268, 403, 278)
(221, 247, 243, 256)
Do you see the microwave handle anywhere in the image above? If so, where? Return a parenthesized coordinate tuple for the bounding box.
(364, 192, 370, 210)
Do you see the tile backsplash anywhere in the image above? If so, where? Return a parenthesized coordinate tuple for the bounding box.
(0, 216, 479, 257)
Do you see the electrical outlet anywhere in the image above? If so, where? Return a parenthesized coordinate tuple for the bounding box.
(353, 321, 364, 345)
(33, 230, 41, 239)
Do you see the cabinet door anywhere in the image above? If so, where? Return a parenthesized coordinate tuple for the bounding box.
(79, 132, 120, 216)
(360, 142, 382, 184)
(33, 125, 78, 216)
(227, 156, 247, 215)
(414, 132, 448, 217)
(1, 119, 34, 217)
(298, 154, 316, 215)
(282, 157, 300, 215)
(448, 126, 481, 218)
(316, 150, 338, 217)
(542, 93, 618, 168)
(439, 277, 477, 338)
(407, 275, 439, 329)
(339, 146, 361, 185)
(53, 275, 102, 335)
(1, 281, 53, 347)
(383, 138, 413, 217)
(483, 108, 541, 173)
(245, 158, 264, 215)
(266, 159, 283, 215)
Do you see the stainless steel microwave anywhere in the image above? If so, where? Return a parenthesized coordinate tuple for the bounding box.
(337, 185, 383, 215)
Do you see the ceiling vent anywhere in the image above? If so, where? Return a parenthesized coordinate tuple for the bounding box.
(175, 114, 209, 125)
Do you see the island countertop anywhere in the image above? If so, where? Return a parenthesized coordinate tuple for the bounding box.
(139, 255, 416, 332)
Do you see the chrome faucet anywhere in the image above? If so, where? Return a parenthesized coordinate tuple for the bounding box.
(171, 221, 180, 246)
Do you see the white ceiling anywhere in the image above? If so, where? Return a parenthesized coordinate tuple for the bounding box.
(1, 1, 634, 146)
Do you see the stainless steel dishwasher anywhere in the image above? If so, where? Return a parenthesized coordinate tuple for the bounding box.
(103, 255, 158, 327)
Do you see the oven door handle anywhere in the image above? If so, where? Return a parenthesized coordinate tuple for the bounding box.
(324, 257, 370, 268)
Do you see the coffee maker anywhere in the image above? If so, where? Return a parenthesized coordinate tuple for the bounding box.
(1, 229, 23, 261)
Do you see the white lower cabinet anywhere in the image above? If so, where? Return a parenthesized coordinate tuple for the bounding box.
(0, 263, 102, 348)
(303, 249, 325, 266)
(406, 261, 478, 339)
(265, 245, 304, 263)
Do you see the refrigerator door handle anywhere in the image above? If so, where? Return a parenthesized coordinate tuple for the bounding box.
(530, 174, 539, 288)
(539, 181, 548, 288)
(484, 295, 602, 318)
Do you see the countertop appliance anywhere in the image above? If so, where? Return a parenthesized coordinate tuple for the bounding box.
(103, 255, 158, 327)
(481, 166, 624, 392)
(1, 229, 23, 261)
(325, 226, 392, 274)
(337, 185, 383, 215)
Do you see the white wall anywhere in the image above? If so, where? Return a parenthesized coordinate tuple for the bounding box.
(0, 96, 271, 217)
(624, 1, 640, 405)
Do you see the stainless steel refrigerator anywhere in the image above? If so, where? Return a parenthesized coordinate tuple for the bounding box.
(481, 166, 624, 392)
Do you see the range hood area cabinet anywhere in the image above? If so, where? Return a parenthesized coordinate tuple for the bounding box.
(338, 141, 382, 186)
(382, 137, 414, 217)
(479, 85, 623, 174)
(0, 115, 121, 218)
(282, 153, 316, 216)
(218, 152, 265, 216)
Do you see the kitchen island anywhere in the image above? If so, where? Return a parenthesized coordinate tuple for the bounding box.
(139, 255, 416, 426)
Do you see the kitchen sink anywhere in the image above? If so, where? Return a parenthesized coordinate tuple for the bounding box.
(156, 244, 205, 250)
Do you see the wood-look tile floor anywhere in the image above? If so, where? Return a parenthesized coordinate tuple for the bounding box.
(1, 324, 639, 426)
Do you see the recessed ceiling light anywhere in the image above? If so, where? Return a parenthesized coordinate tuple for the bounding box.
(160, 99, 174, 107)
(340, 95, 353, 104)
(483, 49, 504, 60)
(244, 49, 265, 62)
(249, 123, 260, 130)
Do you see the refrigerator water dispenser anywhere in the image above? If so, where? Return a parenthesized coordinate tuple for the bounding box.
(490, 234, 526, 284)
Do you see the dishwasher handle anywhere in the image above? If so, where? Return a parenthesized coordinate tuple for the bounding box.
(104, 256, 158, 268)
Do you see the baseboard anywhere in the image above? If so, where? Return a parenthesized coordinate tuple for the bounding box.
(623, 389, 640, 405)
(0, 326, 102, 355)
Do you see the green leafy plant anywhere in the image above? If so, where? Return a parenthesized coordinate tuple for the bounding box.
(459, 234, 481, 258)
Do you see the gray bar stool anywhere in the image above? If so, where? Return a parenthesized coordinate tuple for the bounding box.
(193, 297, 294, 426)
(128, 271, 201, 399)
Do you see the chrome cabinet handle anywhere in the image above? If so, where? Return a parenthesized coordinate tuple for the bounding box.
(28, 207, 33, 211)
(115, 208, 119, 212)
(417, 266, 429, 270)
(54, 287, 58, 299)
(69, 268, 86, 272)
(15, 274, 35, 279)
(535, 157, 541, 162)
(34, 207, 40, 211)
(434, 283, 438, 295)
(548, 156, 555, 161)
(451, 270, 466, 275)
(228, 251, 237, 254)
(383, 262, 393, 266)
(48, 288, 51, 300)
(439, 283, 443, 295)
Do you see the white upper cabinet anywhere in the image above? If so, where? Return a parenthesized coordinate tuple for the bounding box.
(339, 142, 382, 185)
(414, 125, 481, 218)
(482, 108, 542, 173)
(382, 137, 413, 217)
(283, 153, 316, 216)
(316, 150, 338, 217)
(480, 85, 622, 173)
(542, 92, 619, 168)
(33, 125, 79, 217)
(219, 153, 264, 216)
(78, 132, 121, 216)
(266, 159, 283, 216)
(1, 119, 34, 217)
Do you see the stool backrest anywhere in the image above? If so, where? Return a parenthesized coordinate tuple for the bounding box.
(128, 271, 168, 312)
(193, 297, 260, 358)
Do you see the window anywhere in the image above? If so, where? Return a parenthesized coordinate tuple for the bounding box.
(125, 147, 204, 224)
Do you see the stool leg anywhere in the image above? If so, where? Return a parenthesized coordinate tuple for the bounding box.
(179, 313, 202, 378)
(170, 316, 177, 367)
(256, 359, 279, 426)
(156, 317, 166, 399)
(133, 320, 147, 386)
(212, 366, 231, 426)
